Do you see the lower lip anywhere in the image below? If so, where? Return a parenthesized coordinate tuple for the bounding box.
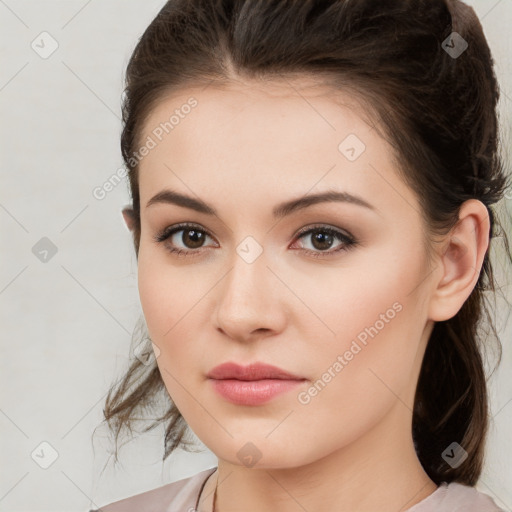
(209, 378, 305, 405)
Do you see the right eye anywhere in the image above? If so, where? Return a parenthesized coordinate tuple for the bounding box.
(153, 223, 218, 257)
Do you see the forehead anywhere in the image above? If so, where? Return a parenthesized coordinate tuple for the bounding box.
(141, 76, 373, 144)
(139, 76, 375, 159)
(136, 78, 420, 223)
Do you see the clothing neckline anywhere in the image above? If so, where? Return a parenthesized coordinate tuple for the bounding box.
(194, 467, 218, 511)
(195, 469, 447, 511)
(405, 482, 448, 510)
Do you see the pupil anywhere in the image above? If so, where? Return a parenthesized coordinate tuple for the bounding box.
(184, 229, 204, 248)
(312, 231, 333, 251)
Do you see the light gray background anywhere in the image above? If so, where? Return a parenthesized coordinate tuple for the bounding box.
(0, 1, 511, 511)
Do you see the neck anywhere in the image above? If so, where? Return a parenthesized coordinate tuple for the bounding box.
(199, 400, 437, 512)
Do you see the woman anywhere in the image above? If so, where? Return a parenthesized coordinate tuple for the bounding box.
(90, 0, 510, 510)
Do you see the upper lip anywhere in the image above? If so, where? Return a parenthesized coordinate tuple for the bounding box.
(207, 362, 305, 381)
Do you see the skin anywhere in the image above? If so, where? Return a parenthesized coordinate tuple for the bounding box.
(123, 77, 490, 512)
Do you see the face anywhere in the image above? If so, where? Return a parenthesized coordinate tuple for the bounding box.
(135, 78, 437, 469)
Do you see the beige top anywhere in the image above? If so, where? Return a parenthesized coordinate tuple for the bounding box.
(89, 467, 505, 512)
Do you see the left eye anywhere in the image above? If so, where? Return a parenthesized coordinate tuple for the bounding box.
(291, 226, 356, 256)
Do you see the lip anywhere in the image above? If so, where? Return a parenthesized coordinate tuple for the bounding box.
(207, 362, 304, 381)
(207, 362, 306, 406)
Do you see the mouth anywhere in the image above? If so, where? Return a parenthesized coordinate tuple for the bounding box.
(206, 361, 305, 380)
(207, 362, 307, 405)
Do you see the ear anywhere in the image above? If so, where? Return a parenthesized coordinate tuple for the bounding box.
(121, 206, 136, 232)
(428, 199, 490, 322)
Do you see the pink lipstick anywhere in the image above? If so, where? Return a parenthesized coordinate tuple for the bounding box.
(207, 362, 306, 406)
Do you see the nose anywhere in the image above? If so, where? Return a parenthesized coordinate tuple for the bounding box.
(214, 246, 287, 343)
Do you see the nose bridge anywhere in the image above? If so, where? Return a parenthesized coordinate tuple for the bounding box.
(221, 238, 269, 310)
(215, 237, 282, 337)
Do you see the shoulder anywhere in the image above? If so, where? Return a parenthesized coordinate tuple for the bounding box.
(443, 482, 506, 511)
(88, 467, 217, 512)
(407, 481, 505, 512)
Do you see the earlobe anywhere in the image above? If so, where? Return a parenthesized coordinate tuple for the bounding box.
(122, 206, 136, 232)
(428, 199, 490, 322)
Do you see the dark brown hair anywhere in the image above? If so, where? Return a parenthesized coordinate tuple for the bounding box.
(100, 0, 512, 486)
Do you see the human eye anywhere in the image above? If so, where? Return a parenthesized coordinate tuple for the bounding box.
(152, 222, 218, 258)
(153, 222, 357, 259)
(290, 224, 358, 259)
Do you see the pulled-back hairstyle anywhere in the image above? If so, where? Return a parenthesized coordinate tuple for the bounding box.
(99, 0, 512, 486)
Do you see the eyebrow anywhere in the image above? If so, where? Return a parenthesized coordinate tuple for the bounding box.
(146, 188, 377, 218)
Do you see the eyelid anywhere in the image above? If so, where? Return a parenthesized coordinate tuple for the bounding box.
(293, 223, 353, 239)
(153, 222, 217, 244)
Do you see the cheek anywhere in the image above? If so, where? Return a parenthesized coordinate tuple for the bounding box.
(288, 291, 422, 460)
(137, 258, 200, 418)
(291, 245, 426, 410)
(137, 243, 203, 339)
(283, 240, 423, 353)
(137, 245, 213, 395)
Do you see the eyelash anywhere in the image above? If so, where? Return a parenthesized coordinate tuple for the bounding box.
(152, 222, 358, 259)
